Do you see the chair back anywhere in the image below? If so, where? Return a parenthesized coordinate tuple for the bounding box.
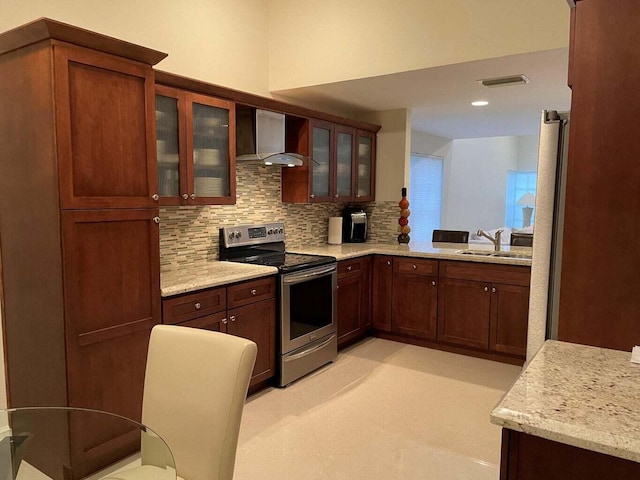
(510, 232, 534, 247)
(432, 229, 469, 243)
(142, 325, 257, 480)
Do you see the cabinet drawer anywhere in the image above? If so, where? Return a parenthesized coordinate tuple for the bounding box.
(162, 287, 226, 324)
(227, 276, 276, 309)
(394, 258, 438, 276)
(439, 260, 530, 286)
(338, 258, 363, 277)
(177, 311, 228, 332)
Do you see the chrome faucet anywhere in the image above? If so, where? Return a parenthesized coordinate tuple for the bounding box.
(477, 229, 503, 252)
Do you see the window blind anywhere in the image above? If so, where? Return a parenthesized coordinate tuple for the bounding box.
(409, 154, 443, 242)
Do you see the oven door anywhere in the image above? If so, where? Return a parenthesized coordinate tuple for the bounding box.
(280, 263, 337, 354)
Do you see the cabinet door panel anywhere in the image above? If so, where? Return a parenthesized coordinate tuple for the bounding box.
(227, 299, 276, 385)
(356, 130, 375, 202)
(490, 284, 529, 357)
(392, 273, 438, 340)
(437, 278, 491, 349)
(155, 85, 188, 205)
(372, 256, 393, 332)
(54, 44, 156, 209)
(186, 92, 236, 205)
(337, 273, 363, 346)
(310, 119, 333, 202)
(335, 125, 355, 201)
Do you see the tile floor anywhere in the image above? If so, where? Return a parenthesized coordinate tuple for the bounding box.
(234, 338, 521, 480)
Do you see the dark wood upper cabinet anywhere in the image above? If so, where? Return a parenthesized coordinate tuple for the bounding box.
(154, 85, 236, 206)
(282, 119, 376, 203)
(54, 43, 158, 209)
(558, 0, 640, 351)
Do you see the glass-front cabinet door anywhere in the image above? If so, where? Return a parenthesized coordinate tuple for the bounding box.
(155, 86, 186, 205)
(356, 130, 376, 202)
(187, 92, 235, 205)
(335, 125, 355, 201)
(154, 87, 235, 206)
(309, 119, 334, 202)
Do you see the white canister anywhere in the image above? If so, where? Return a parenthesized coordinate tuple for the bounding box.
(328, 217, 343, 245)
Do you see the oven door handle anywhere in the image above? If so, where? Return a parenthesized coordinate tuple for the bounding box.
(283, 334, 336, 362)
(281, 264, 336, 284)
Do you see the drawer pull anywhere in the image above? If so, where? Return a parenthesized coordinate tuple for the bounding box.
(347, 266, 352, 271)
(492, 287, 497, 293)
(194, 302, 201, 310)
(484, 286, 489, 292)
(412, 264, 417, 270)
(387, 261, 391, 266)
(431, 280, 436, 286)
(221, 318, 228, 324)
(251, 289, 257, 296)
(230, 315, 236, 322)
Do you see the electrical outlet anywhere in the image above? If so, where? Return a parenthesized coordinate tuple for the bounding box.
(391, 218, 399, 232)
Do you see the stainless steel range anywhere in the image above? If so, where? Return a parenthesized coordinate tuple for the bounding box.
(219, 223, 337, 387)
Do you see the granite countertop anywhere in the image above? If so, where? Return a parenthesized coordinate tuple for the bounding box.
(161, 241, 531, 297)
(287, 241, 532, 265)
(161, 261, 278, 297)
(491, 340, 640, 463)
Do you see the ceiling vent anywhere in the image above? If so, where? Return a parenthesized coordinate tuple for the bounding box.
(478, 74, 531, 88)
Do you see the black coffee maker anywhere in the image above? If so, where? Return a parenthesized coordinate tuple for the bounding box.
(342, 206, 368, 243)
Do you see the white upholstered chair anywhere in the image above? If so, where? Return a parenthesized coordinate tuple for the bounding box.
(109, 325, 257, 480)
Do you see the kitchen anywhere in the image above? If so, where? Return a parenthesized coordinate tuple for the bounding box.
(1, 1, 640, 479)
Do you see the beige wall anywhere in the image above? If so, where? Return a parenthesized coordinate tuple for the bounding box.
(268, 0, 570, 91)
(0, 0, 271, 96)
(359, 109, 412, 203)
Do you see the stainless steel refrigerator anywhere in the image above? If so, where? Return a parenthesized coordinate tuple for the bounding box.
(526, 110, 570, 361)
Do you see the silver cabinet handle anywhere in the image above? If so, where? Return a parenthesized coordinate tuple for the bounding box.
(182, 193, 189, 200)
(230, 315, 236, 322)
(347, 266, 352, 271)
(387, 260, 391, 266)
(152, 193, 159, 201)
(190, 193, 196, 199)
(194, 302, 201, 310)
(335, 194, 339, 198)
(492, 287, 497, 293)
(484, 286, 489, 292)
(153, 217, 160, 224)
(412, 264, 417, 270)
(251, 289, 257, 296)
(431, 280, 436, 286)
(221, 318, 228, 325)
(310, 194, 315, 199)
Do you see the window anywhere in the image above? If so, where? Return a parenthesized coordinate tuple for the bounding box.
(505, 171, 537, 228)
(408, 154, 443, 242)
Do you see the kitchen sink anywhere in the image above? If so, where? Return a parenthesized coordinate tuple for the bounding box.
(455, 249, 532, 259)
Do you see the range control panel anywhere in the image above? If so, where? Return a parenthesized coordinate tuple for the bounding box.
(221, 222, 285, 248)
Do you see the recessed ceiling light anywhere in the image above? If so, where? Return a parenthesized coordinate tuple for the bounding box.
(471, 101, 489, 107)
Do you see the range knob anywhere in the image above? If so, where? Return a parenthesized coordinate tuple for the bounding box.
(235, 231, 242, 239)
(278, 228, 284, 234)
(267, 229, 273, 235)
(228, 232, 234, 241)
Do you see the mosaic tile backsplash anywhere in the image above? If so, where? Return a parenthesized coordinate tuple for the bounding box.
(159, 164, 400, 268)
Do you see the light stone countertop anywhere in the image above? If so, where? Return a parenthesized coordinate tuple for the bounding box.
(161, 241, 531, 297)
(491, 340, 640, 463)
(161, 261, 278, 297)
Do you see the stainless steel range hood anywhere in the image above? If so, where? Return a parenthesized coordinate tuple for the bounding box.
(236, 108, 304, 167)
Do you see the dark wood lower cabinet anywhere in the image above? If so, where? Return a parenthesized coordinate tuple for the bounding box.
(501, 429, 640, 479)
(371, 256, 393, 332)
(490, 284, 529, 357)
(392, 258, 438, 340)
(337, 257, 371, 347)
(437, 278, 492, 349)
(162, 277, 277, 388)
(227, 299, 276, 385)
